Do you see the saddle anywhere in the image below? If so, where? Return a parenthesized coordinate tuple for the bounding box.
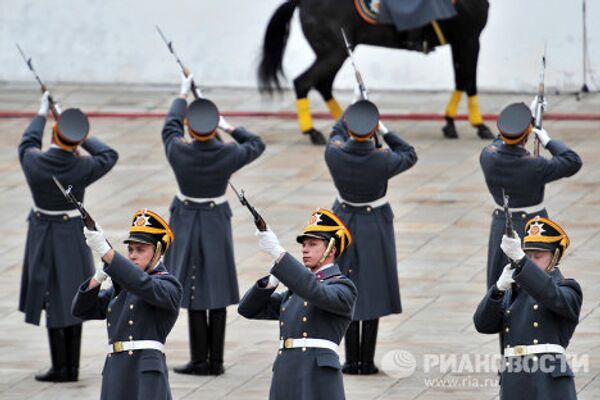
(355, 0, 456, 29)
(354, 0, 456, 52)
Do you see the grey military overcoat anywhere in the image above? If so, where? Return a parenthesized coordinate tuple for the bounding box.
(480, 138, 581, 288)
(18, 115, 118, 327)
(72, 253, 182, 400)
(161, 98, 265, 310)
(325, 119, 417, 320)
(239, 254, 357, 400)
(474, 259, 582, 400)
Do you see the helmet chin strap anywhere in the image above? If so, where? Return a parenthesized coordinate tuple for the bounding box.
(145, 242, 163, 272)
(545, 248, 561, 273)
(317, 237, 336, 267)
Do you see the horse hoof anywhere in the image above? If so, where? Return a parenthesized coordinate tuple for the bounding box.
(476, 124, 494, 139)
(442, 118, 458, 139)
(304, 129, 327, 145)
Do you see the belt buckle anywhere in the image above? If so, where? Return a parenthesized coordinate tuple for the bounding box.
(113, 341, 123, 353)
(284, 338, 294, 349)
(514, 345, 527, 356)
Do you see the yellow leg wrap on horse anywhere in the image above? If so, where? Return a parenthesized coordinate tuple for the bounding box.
(468, 95, 484, 125)
(445, 90, 463, 119)
(296, 98, 313, 132)
(326, 98, 343, 120)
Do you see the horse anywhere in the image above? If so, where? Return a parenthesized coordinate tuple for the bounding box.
(258, 0, 494, 145)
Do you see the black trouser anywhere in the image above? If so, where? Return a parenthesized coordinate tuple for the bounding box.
(175, 308, 226, 375)
(35, 324, 81, 382)
(343, 318, 379, 375)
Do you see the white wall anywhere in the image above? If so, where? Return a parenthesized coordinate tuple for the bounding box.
(1, 0, 598, 92)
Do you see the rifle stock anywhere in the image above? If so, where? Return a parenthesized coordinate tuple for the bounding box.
(228, 182, 267, 231)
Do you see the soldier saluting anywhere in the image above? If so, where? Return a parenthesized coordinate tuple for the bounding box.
(480, 102, 582, 290)
(72, 209, 182, 399)
(238, 209, 357, 400)
(474, 216, 582, 399)
(162, 74, 265, 375)
(324, 99, 417, 374)
(18, 91, 118, 382)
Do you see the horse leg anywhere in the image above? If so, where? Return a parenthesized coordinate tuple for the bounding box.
(293, 51, 346, 145)
(442, 44, 464, 139)
(460, 39, 494, 139)
(314, 52, 347, 121)
(293, 65, 326, 145)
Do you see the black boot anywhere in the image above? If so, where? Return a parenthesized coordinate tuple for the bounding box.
(208, 308, 226, 375)
(64, 324, 82, 382)
(174, 310, 210, 375)
(342, 321, 360, 374)
(35, 328, 69, 382)
(360, 319, 379, 375)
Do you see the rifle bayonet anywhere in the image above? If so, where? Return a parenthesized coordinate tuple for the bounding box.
(340, 28, 382, 148)
(16, 44, 61, 119)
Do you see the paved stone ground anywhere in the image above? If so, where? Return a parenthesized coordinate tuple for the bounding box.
(0, 82, 599, 400)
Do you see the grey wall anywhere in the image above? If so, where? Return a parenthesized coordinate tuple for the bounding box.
(1, 0, 598, 92)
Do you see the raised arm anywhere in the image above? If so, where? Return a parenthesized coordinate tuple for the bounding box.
(80, 137, 119, 185)
(161, 98, 187, 158)
(271, 253, 357, 318)
(238, 276, 284, 320)
(539, 140, 582, 183)
(513, 258, 582, 321)
(383, 132, 418, 177)
(473, 286, 506, 334)
(18, 116, 46, 163)
(71, 278, 114, 320)
(230, 127, 266, 170)
(104, 253, 182, 311)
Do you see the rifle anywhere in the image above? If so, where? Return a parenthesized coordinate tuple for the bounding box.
(532, 50, 546, 157)
(156, 25, 205, 99)
(228, 182, 267, 231)
(502, 188, 519, 296)
(156, 25, 223, 141)
(52, 176, 99, 231)
(16, 44, 61, 119)
(340, 28, 383, 148)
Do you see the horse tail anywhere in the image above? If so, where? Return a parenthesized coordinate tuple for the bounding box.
(258, 0, 298, 94)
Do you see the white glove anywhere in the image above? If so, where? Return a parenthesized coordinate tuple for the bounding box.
(533, 127, 551, 147)
(93, 266, 108, 284)
(218, 115, 234, 133)
(501, 233, 525, 262)
(83, 226, 111, 258)
(378, 121, 389, 135)
(38, 91, 50, 116)
(495, 263, 515, 291)
(179, 73, 194, 97)
(256, 228, 285, 262)
(268, 274, 280, 288)
(529, 95, 548, 116)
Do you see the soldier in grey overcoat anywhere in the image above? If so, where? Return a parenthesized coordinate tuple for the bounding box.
(239, 208, 357, 400)
(18, 92, 118, 382)
(480, 102, 581, 290)
(324, 100, 417, 374)
(72, 209, 182, 400)
(162, 74, 265, 375)
(474, 216, 581, 400)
